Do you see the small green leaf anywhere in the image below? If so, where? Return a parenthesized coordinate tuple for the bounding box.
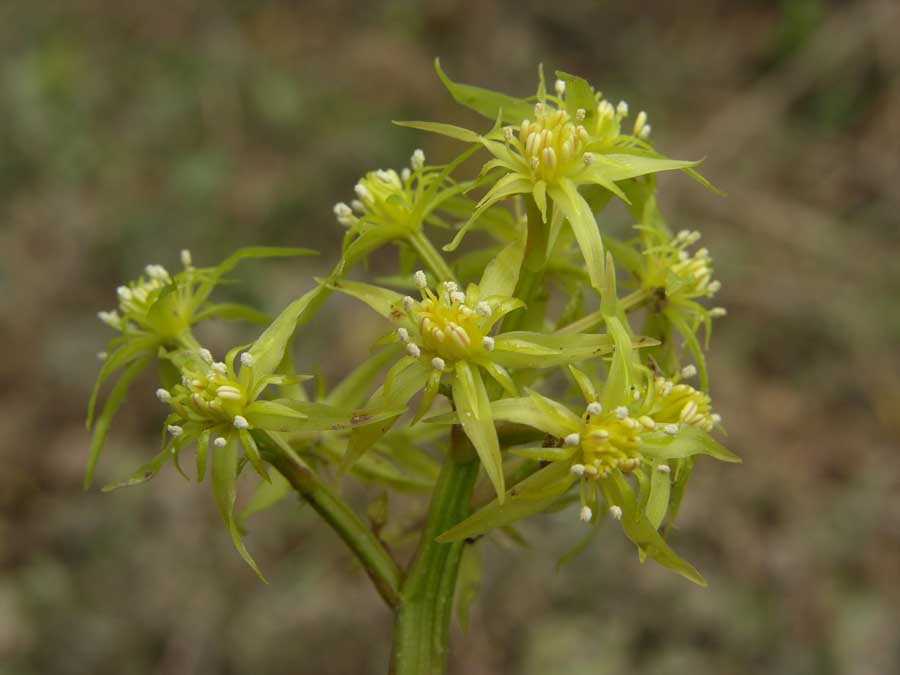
(212, 436, 265, 581)
(453, 361, 505, 502)
(393, 120, 481, 144)
(434, 58, 534, 124)
(239, 429, 269, 481)
(478, 225, 526, 298)
(84, 356, 153, 489)
(600, 316, 635, 411)
(601, 474, 705, 586)
(547, 178, 605, 288)
(437, 461, 576, 542)
(246, 286, 327, 382)
(585, 154, 700, 183)
(555, 71, 597, 122)
(645, 463, 672, 530)
(100, 445, 172, 492)
(568, 365, 598, 403)
(325, 278, 405, 321)
(640, 426, 741, 463)
(491, 331, 618, 369)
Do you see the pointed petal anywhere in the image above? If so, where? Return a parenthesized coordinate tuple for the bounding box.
(452, 361, 505, 502)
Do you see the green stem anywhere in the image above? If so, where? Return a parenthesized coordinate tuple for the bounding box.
(390, 427, 479, 675)
(410, 230, 456, 283)
(268, 450, 403, 608)
(554, 287, 653, 335)
(502, 196, 548, 332)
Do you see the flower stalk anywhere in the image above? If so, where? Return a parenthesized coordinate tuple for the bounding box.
(390, 425, 479, 675)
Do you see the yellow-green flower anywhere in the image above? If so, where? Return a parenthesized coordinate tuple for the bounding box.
(85, 247, 316, 488)
(332, 149, 476, 281)
(398, 61, 712, 288)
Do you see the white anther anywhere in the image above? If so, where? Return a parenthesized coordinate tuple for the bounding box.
(615, 406, 629, 419)
(180, 249, 193, 267)
(411, 148, 425, 170)
(351, 199, 365, 213)
(211, 362, 228, 376)
(664, 423, 679, 436)
(450, 291, 466, 304)
(116, 286, 132, 301)
(406, 343, 421, 358)
(144, 264, 169, 280)
(397, 327, 410, 344)
(97, 351, 108, 360)
(167, 425, 184, 437)
(633, 389, 641, 401)
(431, 357, 445, 371)
(564, 433, 581, 447)
(711, 414, 722, 426)
(617, 100, 629, 117)
(681, 365, 697, 378)
(633, 110, 647, 135)
(333, 202, 354, 224)
(575, 108, 586, 122)
(503, 126, 514, 141)
(609, 505, 623, 520)
(216, 385, 242, 400)
(571, 464, 586, 476)
(534, 102, 545, 116)
(657, 464, 672, 474)
(709, 307, 728, 318)
(555, 79, 566, 96)
(583, 152, 594, 165)
(213, 436, 227, 448)
(240, 352, 254, 368)
(530, 156, 540, 170)
(414, 270, 428, 289)
(586, 402, 603, 416)
(579, 505, 593, 522)
(97, 310, 121, 328)
(233, 415, 249, 430)
(481, 336, 495, 352)
(707, 280, 722, 294)
(402, 296, 415, 312)
(156, 388, 171, 403)
(639, 124, 651, 139)
(354, 183, 372, 204)
(599, 100, 614, 117)
(475, 301, 491, 317)
(198, 348, 213, 364)
(400, 168, 411, 181)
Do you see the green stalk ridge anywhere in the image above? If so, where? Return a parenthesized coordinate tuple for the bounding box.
(390, 427, 479, 675)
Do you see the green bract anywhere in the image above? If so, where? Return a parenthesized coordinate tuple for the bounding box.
(86, 60, 739, 605)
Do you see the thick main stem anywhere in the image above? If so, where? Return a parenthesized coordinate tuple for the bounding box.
(390, 427, 479, 675)
(268, 450, 403, 608)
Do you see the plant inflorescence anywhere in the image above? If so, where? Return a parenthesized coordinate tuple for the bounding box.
(86, 60, 739, 674)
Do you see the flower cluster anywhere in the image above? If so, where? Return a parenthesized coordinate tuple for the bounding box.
(86, 61, 739, 588)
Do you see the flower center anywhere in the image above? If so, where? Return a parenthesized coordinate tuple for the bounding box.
(516, 103, 589, 182)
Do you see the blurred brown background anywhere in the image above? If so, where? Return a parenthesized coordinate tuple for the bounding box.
(1, 1, 899, 673)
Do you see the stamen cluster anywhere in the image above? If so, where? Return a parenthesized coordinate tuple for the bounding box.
(158, 349, 249, 431)
(398, 272, 495, 364)
(333, 150, 426, 231)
